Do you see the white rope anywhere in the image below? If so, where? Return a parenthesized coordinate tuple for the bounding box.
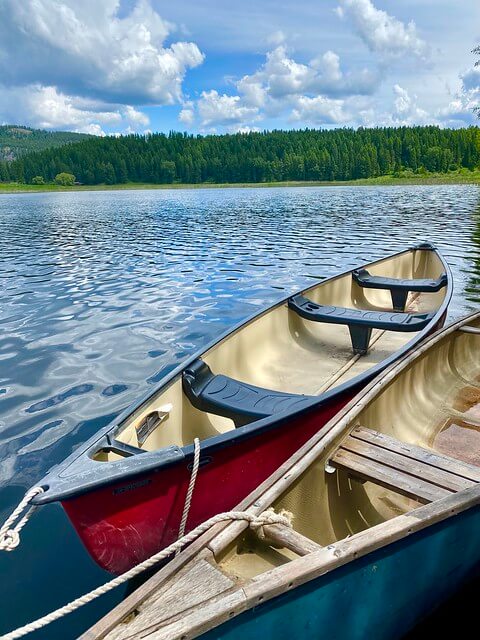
(0, 487, 44, 552)
(176, 437, 201, 553)
(0, 507, 293, 640)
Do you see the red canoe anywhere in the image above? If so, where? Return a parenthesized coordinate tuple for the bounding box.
(33, 243, 452, 573)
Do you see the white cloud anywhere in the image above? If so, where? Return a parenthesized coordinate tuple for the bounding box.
(0, 85, 150, 134)
(78, 124, 107, 136)
(197, 90, 260, 128)
(183, 44, 379, 131)
(290, 95, 349, 125)
(392, 84, 429, 123)
(179, 102, 195, 126)
(238, 46, 378, 103)
(435, 66, 479, 126)
(0, 0, 204, 106)
(0, 0, 204, 133)
(122, 106, 150, 127)
(337, 0, 429, 61)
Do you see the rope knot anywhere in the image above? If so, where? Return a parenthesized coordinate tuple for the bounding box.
(0, 486, 44, 555)
(0, 529, 20, 551)
(249, 508, 294, 541)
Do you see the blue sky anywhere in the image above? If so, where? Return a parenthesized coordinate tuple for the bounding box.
(0, 0, 479, 135)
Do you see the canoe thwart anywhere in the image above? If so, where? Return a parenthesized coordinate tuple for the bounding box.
(183, 359, 314, 427)
(288, 296, 434, 354)
(457, 325, 480, 335)
(253, 522, 323, 557)
(352, 269, 447, 311)
(330, 427, 479, 504)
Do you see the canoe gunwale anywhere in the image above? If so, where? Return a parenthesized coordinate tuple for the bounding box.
(33, 245, 453, 506)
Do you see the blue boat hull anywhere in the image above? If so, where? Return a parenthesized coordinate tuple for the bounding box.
(202, 506, 480, 639)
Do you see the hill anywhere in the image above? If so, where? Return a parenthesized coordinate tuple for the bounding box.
(0, 125, 91, 162)
(1, 126, 479, 185)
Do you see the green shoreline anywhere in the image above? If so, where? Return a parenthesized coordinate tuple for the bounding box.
(1, 170, 480, 194)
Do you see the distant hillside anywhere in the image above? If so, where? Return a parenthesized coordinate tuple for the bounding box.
(0, 125, 91, 161)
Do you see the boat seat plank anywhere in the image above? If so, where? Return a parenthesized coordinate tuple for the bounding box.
(183, 359, 314, 427)
(352, 269, 447, 311)
(351, 427, 480, 483)
(331, 449, 452, 504)
(341, 435, 475, 493)
(254, 523, 323, 557)
(331, 427, 480, 504)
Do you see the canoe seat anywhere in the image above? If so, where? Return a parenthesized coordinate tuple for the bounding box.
(330, 426, 480, 504)
(183, 359, 314, 427)
(288, 295, 434, 355)
(353, 269, 447, 311)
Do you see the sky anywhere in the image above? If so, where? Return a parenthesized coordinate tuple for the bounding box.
(0, 0, 479, 135)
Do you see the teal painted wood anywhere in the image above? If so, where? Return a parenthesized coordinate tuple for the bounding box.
(202, 506, 480, 640)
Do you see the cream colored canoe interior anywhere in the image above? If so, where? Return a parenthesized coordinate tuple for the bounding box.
(216, 314, 480, 579)
(94, 248, 447, 461)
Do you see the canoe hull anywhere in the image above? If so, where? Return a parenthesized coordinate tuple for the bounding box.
(62, 392, 349, 574)
(62, 311, 448, 575)
(201, 505, 480, 640)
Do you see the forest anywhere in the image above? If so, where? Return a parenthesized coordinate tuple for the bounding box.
(1, 125, 479, 185)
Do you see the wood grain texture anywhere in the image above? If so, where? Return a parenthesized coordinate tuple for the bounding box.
(342, 431, 475, 492)
(352, 427, 480, 482)
(255, 523, 322, 556)
(331, 448, 452, 504)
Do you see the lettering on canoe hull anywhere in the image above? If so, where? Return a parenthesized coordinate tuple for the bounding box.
(113, 478, 152, 496)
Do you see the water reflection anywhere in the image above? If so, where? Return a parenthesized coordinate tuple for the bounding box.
(0, 184, 479, 638)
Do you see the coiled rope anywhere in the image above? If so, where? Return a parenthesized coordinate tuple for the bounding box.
(0, 507, 292, 640)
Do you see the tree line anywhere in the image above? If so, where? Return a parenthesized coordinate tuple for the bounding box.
(1, 126, 479, 185)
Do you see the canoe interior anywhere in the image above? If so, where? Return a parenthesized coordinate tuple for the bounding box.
(217, 314, 480, 579)
(94, 248, 447, 460)
(90, 314, 480, 640)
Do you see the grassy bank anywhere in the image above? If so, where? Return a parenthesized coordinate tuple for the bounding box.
(1, 170, 480, 194)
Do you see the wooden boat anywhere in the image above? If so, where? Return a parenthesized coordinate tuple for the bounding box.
(81, 310, 480, 640)
(33, 243, 451, 574)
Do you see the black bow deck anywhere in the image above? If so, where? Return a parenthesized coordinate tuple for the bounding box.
(288, 295, 434, 355)
(183, 359, 313, 427)
(353, 269, 447, 311)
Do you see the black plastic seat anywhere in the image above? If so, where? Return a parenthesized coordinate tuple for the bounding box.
(352, 269, 447, 311)
(288, 295, 434, 355)
(183, 359, 314, 427)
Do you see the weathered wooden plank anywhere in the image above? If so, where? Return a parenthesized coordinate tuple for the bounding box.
(340, 435, 475, 493)
(255, 523, 322, 556)
(331, 449, 452, 504)
(77, 545, 227, 640)
(352, 426, 480, 483)
(144, 589, 247, 640)
(101, 555, 238, 640)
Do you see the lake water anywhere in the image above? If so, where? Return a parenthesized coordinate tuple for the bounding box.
(1, 185, 479, 639)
